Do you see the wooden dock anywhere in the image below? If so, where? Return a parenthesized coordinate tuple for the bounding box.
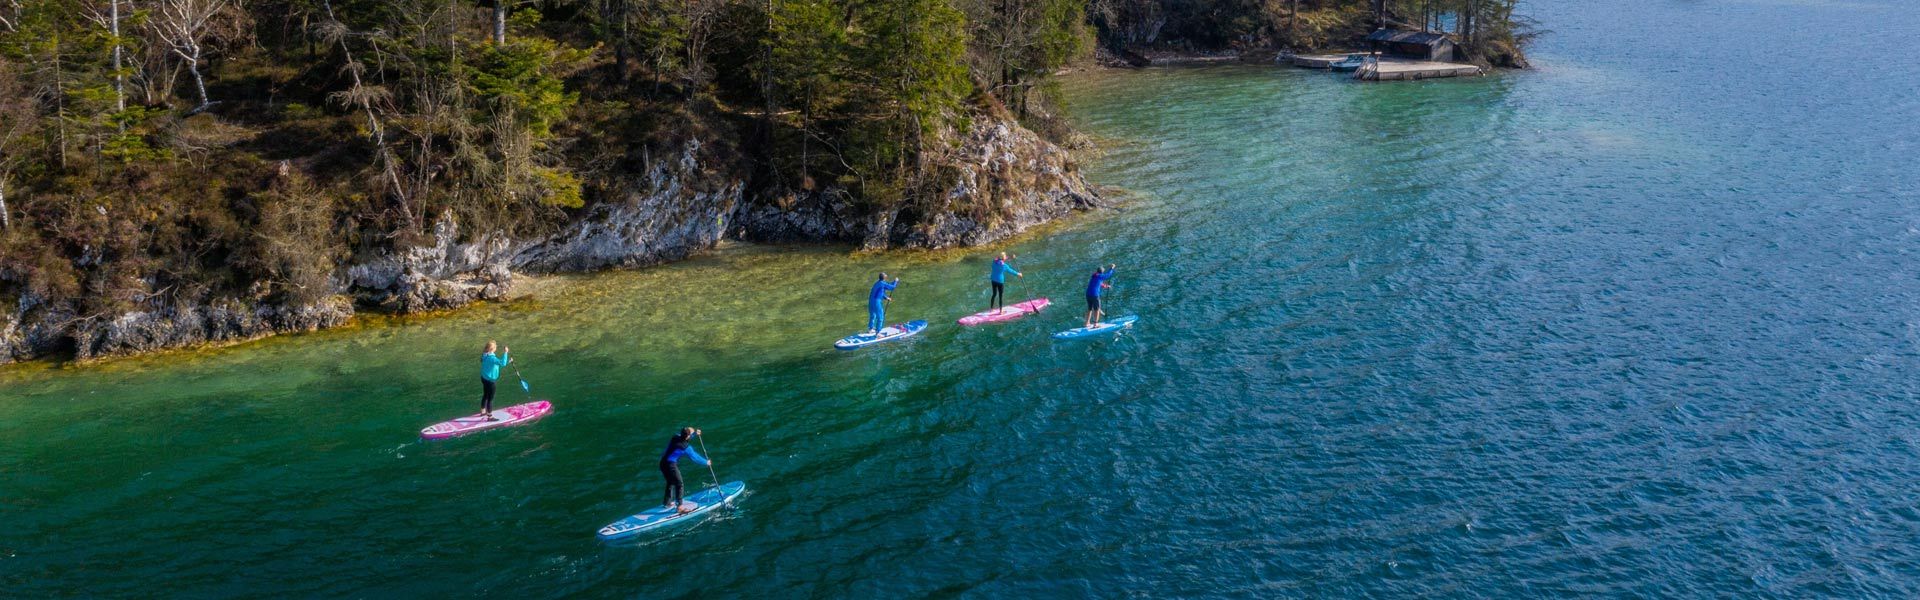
(1352, 58, 1484, 81)
(1287, 51, 1484, 81)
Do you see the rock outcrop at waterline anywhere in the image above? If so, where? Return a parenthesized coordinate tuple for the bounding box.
(0, 295, 355, 364)
(0, 119, 1101, 365)
(737, 121, 1103, 249)
(346, 142, 745, 313)
(894, 121, 1105, 248)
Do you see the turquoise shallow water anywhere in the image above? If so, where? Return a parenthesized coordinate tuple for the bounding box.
(7, 0, 1920, 596)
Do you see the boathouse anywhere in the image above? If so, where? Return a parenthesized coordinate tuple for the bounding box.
(1366, 29, 1456, 62)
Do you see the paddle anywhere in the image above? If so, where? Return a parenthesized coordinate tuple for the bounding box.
(696, 431, 720, 490)
(1100, 264, 1118, 325)
(511, 362, 532, 398)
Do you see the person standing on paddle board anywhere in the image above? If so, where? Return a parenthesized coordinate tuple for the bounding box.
(660, 427, 711, 513)
(1084, 264, 1117, 327)
(479, 341, 511, 420)
(867, 273, 900, 335)
(989, 252, 1022, 313)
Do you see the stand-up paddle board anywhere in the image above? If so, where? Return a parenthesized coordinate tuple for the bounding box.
(420, 400, 552, 439)
(1052, 315, 1139, 339)
(835, 320, 928, 350)
(598, 481, 747, 540)
(957, 298, 1050, 326)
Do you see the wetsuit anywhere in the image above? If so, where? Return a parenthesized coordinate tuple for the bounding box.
(659, 435, 710, 508)
(1085, 267, 1116, 314)
(480, 350, 510, 414)
(868, 278, 898, 332)
(990, 259, 1021, 311)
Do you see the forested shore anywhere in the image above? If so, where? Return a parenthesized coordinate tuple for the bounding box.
(1095, 0, 1534, 68)
(0, 0, 1529, 364)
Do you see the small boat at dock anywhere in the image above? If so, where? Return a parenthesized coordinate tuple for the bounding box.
(1330, 54, 1368, 72)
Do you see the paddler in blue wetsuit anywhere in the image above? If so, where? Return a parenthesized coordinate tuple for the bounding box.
(660, 427, 711, 513)
(1084, 264, 1116, 327)
(989, 252, 1022, 313)
(479, 340, 510, 420)
(867, 272, 900, 335)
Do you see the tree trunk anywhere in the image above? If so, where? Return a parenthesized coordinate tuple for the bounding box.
(682, 0, 692, 93)
(760, 0, 774, 178)
(494, 0, 507, 44)
(321, 0, 417, 231)
(53, 48, 67, 168)
(1288, 0, 1298, 45)
(1465, 0, 1477, 47)
(612, 0, 631, 81)
(1460, 0, 1469, 42)
(0, 176, 10, 231)
(801, 89, 812, 177)
(186, 54, 212, 113)
(996, 0, 1009, 92)
(111, 0, 125, 113)
(158, 0, 229, 115)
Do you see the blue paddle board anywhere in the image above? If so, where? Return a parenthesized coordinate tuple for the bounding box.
(1052, 315, 1139, 339)
(835, 320, 928, 350)
(598, 481, 747, 540)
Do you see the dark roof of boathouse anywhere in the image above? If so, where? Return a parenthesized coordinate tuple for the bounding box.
(1366, 29, 1454, 46)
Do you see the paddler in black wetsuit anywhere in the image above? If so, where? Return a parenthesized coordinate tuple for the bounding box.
(659, 427, 711, 513)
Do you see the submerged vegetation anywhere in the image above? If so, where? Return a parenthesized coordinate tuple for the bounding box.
(0, 0, 1529, 361)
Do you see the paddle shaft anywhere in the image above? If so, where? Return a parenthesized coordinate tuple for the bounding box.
(511, 362, 531, 398)
(696, 433, 720, 489)
(1088, 281, 1115, 325)
(1103, 271, 1120, 323)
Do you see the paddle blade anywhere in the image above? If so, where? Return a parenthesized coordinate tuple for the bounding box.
(520, 380, 530, 392)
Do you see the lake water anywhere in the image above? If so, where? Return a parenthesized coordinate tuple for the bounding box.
(6, 0, 1920, 595)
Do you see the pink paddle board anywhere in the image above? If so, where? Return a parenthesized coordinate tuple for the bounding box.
(957, 298, 1050, 326)
(421, 400, 552, 440)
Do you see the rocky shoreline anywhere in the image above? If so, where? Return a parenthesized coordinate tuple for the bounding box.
(1092, 46, 1280, 69)
(0, 119, 1102, 366)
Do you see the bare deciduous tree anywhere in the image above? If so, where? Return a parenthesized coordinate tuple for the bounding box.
(317, 0, 419, 231)
(152, 0, 244, 114)
(0, 0, 22, 35)
(680, 0, 726, 91)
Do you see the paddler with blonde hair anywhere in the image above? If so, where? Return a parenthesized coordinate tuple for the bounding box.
(479, 340, 511, 420)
